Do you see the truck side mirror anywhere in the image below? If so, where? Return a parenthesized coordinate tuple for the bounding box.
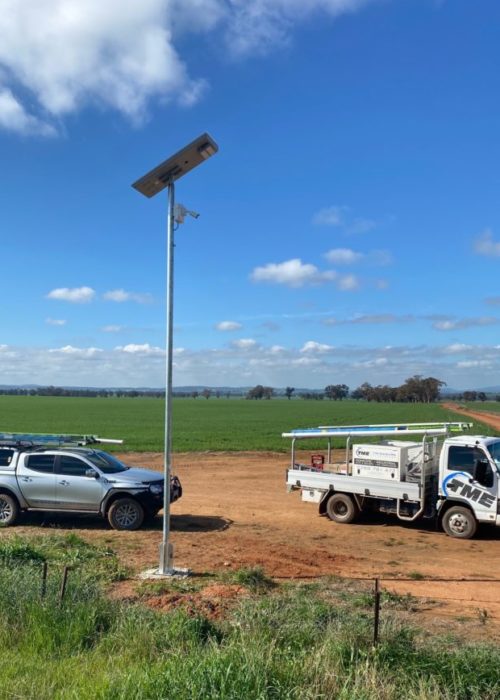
(473, 459, 493, 488)
(85, 469, 99, 479)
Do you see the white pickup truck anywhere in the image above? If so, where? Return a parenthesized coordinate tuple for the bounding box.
(285, 422, 500, 539)
(0, 433, 182, 530)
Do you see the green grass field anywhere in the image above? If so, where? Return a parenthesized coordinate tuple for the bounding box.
(0, 396, 493, 452)
(464, 401, 500, 413)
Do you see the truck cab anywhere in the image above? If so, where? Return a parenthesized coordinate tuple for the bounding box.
(438, 436, 500, 538)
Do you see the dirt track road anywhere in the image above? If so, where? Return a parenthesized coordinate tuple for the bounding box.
(12, 449, 500, 630)
(443, 401, 500, 432)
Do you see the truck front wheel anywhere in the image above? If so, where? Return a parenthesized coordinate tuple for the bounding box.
(442, 506, 477, 539)
(326, 493, 359, 524)
(107, 498, 144, 531)
(0, 493, 19, 527)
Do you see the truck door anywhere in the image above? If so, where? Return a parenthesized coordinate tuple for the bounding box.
(16, 454, 57, 507)
(54, 455, 105, 511)
(442, 445, 498, 523)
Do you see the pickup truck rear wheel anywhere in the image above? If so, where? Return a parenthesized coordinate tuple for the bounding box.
(0, 493, 19, 527)
(326, 493, 359, 524)
(442, 506, 477, 539)
(108, 498, 144, 531)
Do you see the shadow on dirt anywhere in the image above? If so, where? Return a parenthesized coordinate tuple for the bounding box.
(171, 514, 232, 532)
(17, 511, 232, 534)
(335, 511, 500, 540)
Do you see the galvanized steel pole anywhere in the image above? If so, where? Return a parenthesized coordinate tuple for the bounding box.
(159, 180, 175, 574)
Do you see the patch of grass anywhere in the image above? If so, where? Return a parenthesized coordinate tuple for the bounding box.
(226, 566, 276, 592)
(0, 533, 126, 583)
(0, 538, 46, 563)
(408, 571, 426, 580)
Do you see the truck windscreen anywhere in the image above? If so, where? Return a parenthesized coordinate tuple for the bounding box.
(486, 442, 500, 471)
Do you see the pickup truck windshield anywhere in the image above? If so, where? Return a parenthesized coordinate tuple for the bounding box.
(487, 441, 500, 471)
(86, 451, 129, 474)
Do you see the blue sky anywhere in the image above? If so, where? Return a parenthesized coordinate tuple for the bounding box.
(1, 0, 500, 389)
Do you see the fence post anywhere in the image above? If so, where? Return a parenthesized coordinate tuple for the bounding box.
(41, 562, 48, 599)
(373, 577, 381, 646)
(59, 566, 69, 603)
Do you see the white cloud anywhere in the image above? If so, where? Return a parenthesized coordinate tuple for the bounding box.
(336, 274, 359, 291)
(432, 317, 498, 331)
(116, 343, 164, 356)
(46, 286, 96, 303)
(226, 1, 374, 55)
(324, 248, 363, 264)
(456, 360, 492, 369)
(344, 218, 377, 235)
(216, 321, 243, 331)
(443, 343, 473, 354)
(45, 318, 67, 326)
(251, 258, 335, 287)
(3, 339, 500, 388)
(103, 289, 153, 304)
(324, 248, 392, 266)
(301, 340, 334, 353)
(49, 345, 102, 357)
(101, 325, 123, 333)
(0, 0, 207, 135)
(0, 88, 56, 136)
(324, 314, 414, 326)
(312, 206, 345, 226)
(474, 228, 500, 257)
(313, 204, 377, 234)
(232, 338, 257, 349)
(0, 0, 377, 135)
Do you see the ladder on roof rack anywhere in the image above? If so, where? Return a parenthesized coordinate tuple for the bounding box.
(0, 432, 123, 447)
(282, 421, 472, 439)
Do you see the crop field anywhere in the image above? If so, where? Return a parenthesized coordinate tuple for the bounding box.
(463, 401, 500, 413)
(0, 396, 492, 452)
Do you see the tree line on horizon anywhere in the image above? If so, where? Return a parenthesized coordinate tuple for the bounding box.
(0, 376, 497, 402)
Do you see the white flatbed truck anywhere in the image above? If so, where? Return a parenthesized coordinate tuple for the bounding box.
(284, 422, 500, 539)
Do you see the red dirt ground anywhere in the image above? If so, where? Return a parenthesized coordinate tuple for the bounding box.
(12, 447, 500, 633)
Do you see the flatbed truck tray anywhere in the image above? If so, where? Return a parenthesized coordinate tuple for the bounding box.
(287, 467, 422, 502)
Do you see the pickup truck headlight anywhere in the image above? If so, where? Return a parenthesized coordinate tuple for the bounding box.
(149, 484, 163, 495)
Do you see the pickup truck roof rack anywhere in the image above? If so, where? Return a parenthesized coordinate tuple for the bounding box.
(282, 421, 472, 439)
(0, 432, 123, 448)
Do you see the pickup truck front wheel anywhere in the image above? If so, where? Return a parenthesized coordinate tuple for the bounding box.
(0, 493, 19, 527)
(108, 498, 144, 531)
(325, 493, 359, 524)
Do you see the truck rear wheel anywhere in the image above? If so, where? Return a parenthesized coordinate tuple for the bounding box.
(107, 498, 144, 531)
(326, 493, 359, 524)
(0, 493, 19, 527)
(442, 506, 477, 539)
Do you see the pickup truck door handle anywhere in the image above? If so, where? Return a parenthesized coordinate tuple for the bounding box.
(20, 476, 33, 482)
(58, 480, 70, 486)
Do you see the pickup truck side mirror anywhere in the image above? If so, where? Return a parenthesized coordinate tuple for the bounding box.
(85, 469, 99, 479)
(473, 459, 493, 488)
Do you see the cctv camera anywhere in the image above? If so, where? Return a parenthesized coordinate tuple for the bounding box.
(174, 203, 200, 224)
